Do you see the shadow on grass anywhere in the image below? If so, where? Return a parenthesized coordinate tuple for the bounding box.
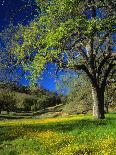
(0, 114, 115, 145)
(0, 115, 32, 120)
(14, 117, 115, 135)
(0, 126, 18, 145)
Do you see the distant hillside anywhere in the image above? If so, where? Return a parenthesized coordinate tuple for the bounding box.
(0, 82, 62, 112)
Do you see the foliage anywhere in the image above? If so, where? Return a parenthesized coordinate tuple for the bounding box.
(0, 113, 116, 154)
(35, 93, 61, 110)
(105, 73, 116, 111)
(57, 72, 115, 114)
(23, 94, 56, 111)
(0, 25, 23, 85)
(0, 90, 16, 112)
(57, 73, 92, 114)
(1, 0, 116, 119)
(9, 0, 115, 80)
(0, 82, 62, 112)
(23, 97, 38, 111)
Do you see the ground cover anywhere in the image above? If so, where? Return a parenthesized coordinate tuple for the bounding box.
(0, 113, 116, 155)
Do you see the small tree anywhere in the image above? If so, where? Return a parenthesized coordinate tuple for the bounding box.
(57, 73, 92, 114)
(105, 72, 116, 112)
(23, 97, 38, 111)
(0, 91, 16, 112)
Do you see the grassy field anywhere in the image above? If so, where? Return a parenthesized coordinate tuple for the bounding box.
(0, 113, 116, 155)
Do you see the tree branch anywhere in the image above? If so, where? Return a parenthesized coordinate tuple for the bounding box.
(74, 64, 97, 87)
(97, 52, 112, 75)
(75, 44, 89, 63)
(101, 62, 115, 90)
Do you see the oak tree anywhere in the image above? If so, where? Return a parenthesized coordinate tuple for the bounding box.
(10, 0, 116, 119)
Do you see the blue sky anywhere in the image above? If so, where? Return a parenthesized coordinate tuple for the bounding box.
(0, 0, 115, 92)
(0, 0, 59, 92)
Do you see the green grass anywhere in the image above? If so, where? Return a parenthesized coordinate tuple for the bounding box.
(0, 113, 116, 155)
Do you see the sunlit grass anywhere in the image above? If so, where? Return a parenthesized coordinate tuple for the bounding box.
(0, 113, 116, 155)
(0, 114, 90, 126)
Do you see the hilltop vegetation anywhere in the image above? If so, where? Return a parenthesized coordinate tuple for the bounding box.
(0, 83, 62, 114)
(0, 74, 115, 117)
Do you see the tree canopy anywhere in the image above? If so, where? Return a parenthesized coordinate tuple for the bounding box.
(9, 0, 115, 80)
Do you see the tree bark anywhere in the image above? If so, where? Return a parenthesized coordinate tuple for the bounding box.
(92, 87, 105, 119)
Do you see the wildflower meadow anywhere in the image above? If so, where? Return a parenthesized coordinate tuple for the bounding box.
(0, 113, 116, 155)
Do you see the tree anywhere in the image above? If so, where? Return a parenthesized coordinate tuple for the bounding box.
(105, 71, 116, 112)
(9, 0, 115, 119)
(0, 90, 16, 112)
(0, 25, 24, 85)
(57, 73, 92, 114)
(23, 97, 38, 111)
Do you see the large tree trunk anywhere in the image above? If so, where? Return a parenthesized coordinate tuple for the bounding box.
(92, 87, 105, 119)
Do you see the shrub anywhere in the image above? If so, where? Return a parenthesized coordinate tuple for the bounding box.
(0, 91, 16, 112)
(23, 97, 38, 111)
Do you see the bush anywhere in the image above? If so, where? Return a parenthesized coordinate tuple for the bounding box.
(23, 97, 38, 111)
(0, 91, 16, 112)
(62, 74, 92, 114)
